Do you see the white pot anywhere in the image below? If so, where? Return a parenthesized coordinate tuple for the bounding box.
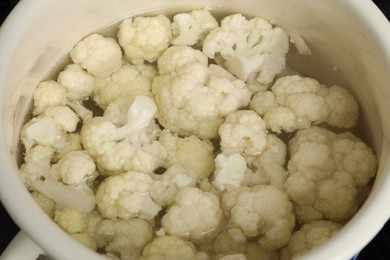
(0, 0, 390, 259)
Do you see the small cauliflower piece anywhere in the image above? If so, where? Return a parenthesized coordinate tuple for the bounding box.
(118, 15, 172, 64)
(219, 110, 267, 156)
(20, 145, 96, 213)
(153, 62, 251, 139)
(250, 75, 359, 133)
(57, 64, 96, 101)
(54, 207, 88, 234)
(70, 33, 122, 78)
(285, 126, 377, 223)
(159, 129, 215, 179)
(71, 232, 97, 251)
(212, 153, 251, 191)
(157, 45, 208, 75)
(212, 228, 247, 255)
(94, 218, 153, 260)
(33, 80, 67, 115)
(141, 236, 199, 260)
(80, 95, 167, 175)
(96, 171, 161, 220)
(171, 9, 218, 46)
(203, 14, 289, 84)
(94, 63, 157, 109)
(224, 185, 295, 250)
(31, 191, 55, 218)
(53, 150, 96, 186)
(281, 220, 342, 260)
(42, 106, 80, 133)
(161, 187, 223, 242)
(150, 165, 197, 208)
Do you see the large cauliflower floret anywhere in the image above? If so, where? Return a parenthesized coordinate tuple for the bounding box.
(281, 220, 342, 260)
(94, 63, 157, 109)
(212, 153, 251, 191)
(203, 14, 289, 84)
(285, 126, 377, 223)
(150, 165, 197, 208)
(80, 95, 167, 175)
(171, 9, 219, 46)
(95, 171, 161, 220)
(161, 187, 223, 242)
(159, 129, 215, 179)
(141, 235, 199, 260)
(118, 15, 172, 64)
(223, 185, 295, 250)
(250, 75, 359, 133)
(219, 110, 268, 156)
(153, 61, 251, 139)
(32, 80, 67, 115)
(94, 218, 153, 260)
(248, 134, 288, 189)
(70, 33, 122, 78)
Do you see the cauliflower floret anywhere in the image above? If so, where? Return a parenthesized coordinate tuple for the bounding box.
(20, 145, 96, 213)
(70, 33, 122, 78)
(212, 228, 247, 255)
(219, 110, 267, 156)
(161, 187, 223, 242)
(285, 126, 377, 223)
(31, 191, 55, 218)
(159, 129, 215, 179)
(281, 220, 342, 260)
(42, 105, 80, 132)
(141, 236, 199, 260)
(33, 80, 67, 115)
(118, 15, 172, 64)
(53, 150, 97, 186)
(94, 218, 153, 260)
(150, 165, 197, 208)
(171, 9, 218, 46)
(224, 185, 295, 250)
(71, 232, 97, 251)
(203, 14, 289, 84)
(54, 207, 88, 234)
(158, 45, 208, 75)
(248, 134, 288, 189)
(95, 171, 161, 220)
(212, 153, 251, 191)
(153, 62, 251, 139)
(57, 64, 96, 101)
(94, 63, 157, 109)
(80, 95, 167, 175)
(250, 75, 359, 133)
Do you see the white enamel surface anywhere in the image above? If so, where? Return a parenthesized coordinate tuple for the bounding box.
(0, 0, 390, 259)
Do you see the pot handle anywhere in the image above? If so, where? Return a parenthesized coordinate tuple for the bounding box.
(0, 231, 45, 260)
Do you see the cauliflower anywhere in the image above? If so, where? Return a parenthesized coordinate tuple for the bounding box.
(219, 110, 268, 156)
(281, 220, 342, 260)
(285, 126, 377, 223)
(118, 15, 172, 64)
(141, 236, 199, 260)
(171, 9, 218, 46)
(157, 45, 208, 75)
(250, 75, 359, 133)
(150, 165, 197, 207)
(223, 185, 295, 250)
(20, 145, 96, 212)
(161, 187, 223, 242)
(54, 207, 88, 234)
(70, 33, 122, 78)
(94, 63, 157, 109)
(159, 129, 215, 179)
(80, 95, 167, 175)
(57, 63, 96, 101)
(212, 153, 251, 191)
(94, 218, 153, 260)
(42, 105, 80, 132)
(248, 134, 287, 189)
(212, 228, 247, 255)
(31, 191, 55, 218)
(152, 62, 251, 139)
(32, 80, 67, 114)
(95, 171, 161, 220)
(203, 14, 289, 84)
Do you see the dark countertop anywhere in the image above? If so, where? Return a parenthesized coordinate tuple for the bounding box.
(1, 0, 390, 259)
